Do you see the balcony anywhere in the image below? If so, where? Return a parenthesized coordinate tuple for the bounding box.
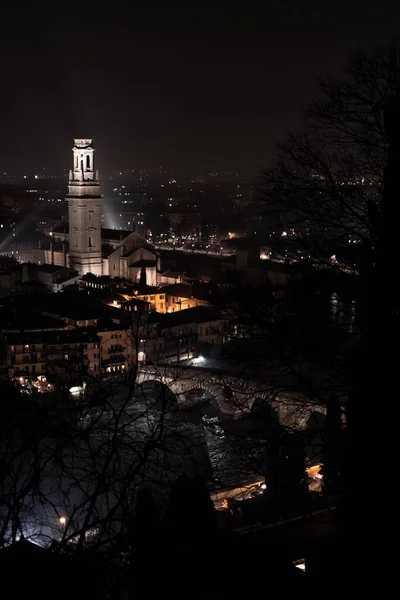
(10, 354, 41, 365)
(108, 345, 125, 353)
(102, 355, 126, 366)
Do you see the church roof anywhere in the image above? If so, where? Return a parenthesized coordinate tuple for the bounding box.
(29, 263, 65, 273)
(53, 225, 68, 234)
(101, 228, 132, 241)
(129, 259, 157, 268)
(53, 227, 133, 241)
(123, 243, 156, 257)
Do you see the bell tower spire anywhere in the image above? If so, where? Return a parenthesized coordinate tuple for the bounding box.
(67, 139, 103, 276)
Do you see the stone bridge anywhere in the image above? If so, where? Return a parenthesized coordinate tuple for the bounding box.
(136, 364, 326, 430)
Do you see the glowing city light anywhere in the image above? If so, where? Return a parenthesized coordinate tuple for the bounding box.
(193, 355, 205, 364)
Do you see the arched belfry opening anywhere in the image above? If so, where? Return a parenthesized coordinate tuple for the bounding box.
(86, 155, 90, 170)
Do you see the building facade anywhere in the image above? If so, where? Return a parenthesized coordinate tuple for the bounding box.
(120, 284, 210, 314)
(136, 306, 225, 364)
(97, 328, 135, 374)
(4, 329, 100, 380)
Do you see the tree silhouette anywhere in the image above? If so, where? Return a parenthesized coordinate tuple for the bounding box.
(139, 266, 147, 288)
(320, 395, 344, 500)
(263, 428, 308, 522)
(165, 474, 218, 539)
(259, 43, 399, 580)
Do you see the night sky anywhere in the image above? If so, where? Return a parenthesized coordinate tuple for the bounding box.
(0, 3, 399, 174)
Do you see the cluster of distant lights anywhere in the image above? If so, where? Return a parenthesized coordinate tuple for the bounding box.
(0, 223, 16, 229)
(157, 233, 201, 242)
(112, 186, 132, 196)
(312, 174, 376, 186)
(112, 169, 255, 177)
(37, 197, 63, 202)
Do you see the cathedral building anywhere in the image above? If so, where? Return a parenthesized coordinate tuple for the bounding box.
(52, 139, 159, 286)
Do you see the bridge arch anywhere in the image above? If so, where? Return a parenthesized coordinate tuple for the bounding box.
(169, 379, 228, 415)
(136, 369, 234, 417)
(184, 387, 222, 418)
(251, 397, 280, 427)
(138, 379, 178, 411)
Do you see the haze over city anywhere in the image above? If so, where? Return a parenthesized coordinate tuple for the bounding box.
(1, 2, 399, 174)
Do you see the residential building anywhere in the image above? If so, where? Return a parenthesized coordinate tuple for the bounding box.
(21, 263, 79, 291)
(158, 270, 183, 285)
(161, 283, 210, 313)
(133, 288, 167, 313)
(4, 328, 100, 380)
(138, 306, 224, 364)
(97, 327, 135, 374)
(119, 283, 210, 314)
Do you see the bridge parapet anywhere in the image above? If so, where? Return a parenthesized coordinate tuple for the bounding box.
(136, 365, 326, 428)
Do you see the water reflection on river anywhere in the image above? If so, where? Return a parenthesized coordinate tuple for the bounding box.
(127, 386, 264, 493)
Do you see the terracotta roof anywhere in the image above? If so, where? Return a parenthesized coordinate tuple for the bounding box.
(0, 306, 66, 332)
(123, 243, 156, 256)
(101, 228, 133, 240)
(160, 270, 181, 278)
(129, 259, 156, 268)
(149, 306, 220, 328)
(5, 327, 100, 345)
(161, 283, 192, 298)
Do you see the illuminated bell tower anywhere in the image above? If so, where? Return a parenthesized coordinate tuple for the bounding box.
(68, 139, 103, 276)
